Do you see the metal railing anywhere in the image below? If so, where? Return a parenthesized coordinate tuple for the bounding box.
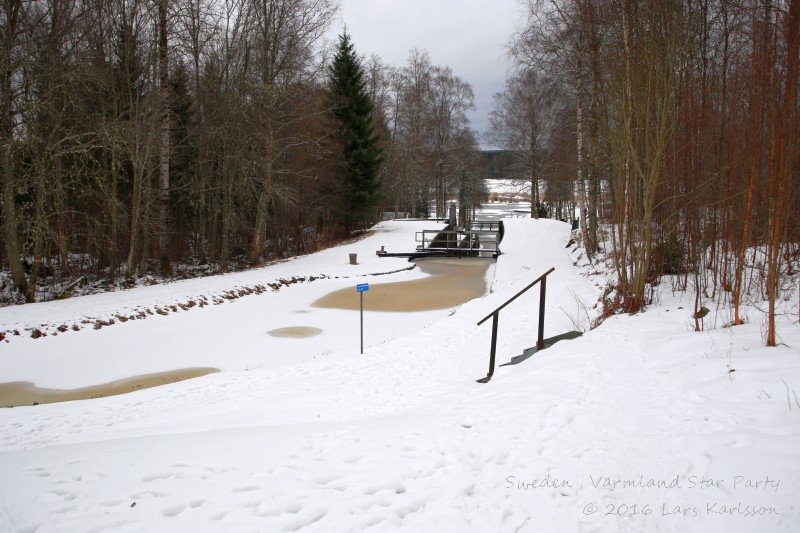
(414, 229, 500, 256)
(469, 221, 502, 231)
(475, 266, 555, 383)
(470, 220, 504, 244)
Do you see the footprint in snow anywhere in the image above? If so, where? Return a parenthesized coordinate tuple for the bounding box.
(283, 507, 328, 531)
(142, 471, 184, 482)
(162, 503, 187, 517)
(231, 485, 263, 492)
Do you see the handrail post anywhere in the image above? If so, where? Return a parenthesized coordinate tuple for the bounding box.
(537, 276, 546, 350)
(489, 312, 498, 378)
(477, 312, 499, 383)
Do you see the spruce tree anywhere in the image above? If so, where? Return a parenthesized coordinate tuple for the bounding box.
(328, 32, 383, 230)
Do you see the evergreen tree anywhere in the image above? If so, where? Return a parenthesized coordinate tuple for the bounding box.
(169, 61, 196, 256)
(328, 32, 383, 230)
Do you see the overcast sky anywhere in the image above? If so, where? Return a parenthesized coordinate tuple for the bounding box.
(326, 0, 524, 149)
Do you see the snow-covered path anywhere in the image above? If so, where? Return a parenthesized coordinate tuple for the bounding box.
(1, 219, 798, 532)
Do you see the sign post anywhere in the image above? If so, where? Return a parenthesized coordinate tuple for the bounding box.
(356, 283, 369, 354)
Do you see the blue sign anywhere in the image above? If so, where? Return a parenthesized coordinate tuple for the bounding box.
(356, 283, 369, 293)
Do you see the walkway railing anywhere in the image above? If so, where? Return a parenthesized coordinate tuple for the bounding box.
(469, 221, 502, 232)
(476, 267, 555, 383)
(415, 229, 501, 257)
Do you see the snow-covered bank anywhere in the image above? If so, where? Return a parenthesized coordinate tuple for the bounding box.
(0, 221, 480, 389)
(0, 221, 444, 341)
(0, 218, 798, 532)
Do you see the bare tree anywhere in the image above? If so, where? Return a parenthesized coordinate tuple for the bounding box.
(487, 70, 554, 218)
(1, 0, 30, 298)
(246, 0, 337, 261)
(157, 0, 171, 275)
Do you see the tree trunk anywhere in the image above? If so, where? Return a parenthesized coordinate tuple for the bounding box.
(110, 150, 119, 275)
(575, 59, 590, 255)
(157, 0, 171, 275)
(530, 136, 539, 219)
(733, 58, 760, 324)
(250, 126, 273, 262)
(126, 160, 143, 278)
(1, 139, 26, 297)
(586, 0, 601, 254)
(53, 154, 69, 269)
(25, 157, 50, 303)
(765, 0, 798, 346)
(1, 0, 27, 298)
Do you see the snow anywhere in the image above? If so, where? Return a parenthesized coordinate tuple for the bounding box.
(0, 221, 443, 340)
(485, 179, 532, 205)
(485, 178, 530, 195)
(0, 221, 453, 388)
(1, 216, 799, 532)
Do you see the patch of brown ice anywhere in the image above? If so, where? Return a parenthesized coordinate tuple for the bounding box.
(312, 257, 492, 312)
(0, 367, 219, 408)
(267, 326, 323, 338)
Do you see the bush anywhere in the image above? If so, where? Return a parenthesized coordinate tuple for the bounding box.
(652, 232, 687, 275)
(535, 200, 550, 219)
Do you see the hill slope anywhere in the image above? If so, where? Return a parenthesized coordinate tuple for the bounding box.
(0, 218, 798, 532)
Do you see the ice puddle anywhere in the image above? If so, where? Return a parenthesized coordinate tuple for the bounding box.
(312, 257, 492, 312)
(0, 368, 218, 408)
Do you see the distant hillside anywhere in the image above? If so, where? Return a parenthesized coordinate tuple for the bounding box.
(481, 150, 520, 181)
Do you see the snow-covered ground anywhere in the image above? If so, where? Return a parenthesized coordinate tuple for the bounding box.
(485, 178, 531, 204)
(0, 221, 444, 340)
(1, 216, 799, 532)
(485, 178, 530, 195)
(0, 221, 458, 388)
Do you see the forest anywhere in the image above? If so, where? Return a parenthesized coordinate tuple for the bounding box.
(488, 0, 798, 345)
(0, 0, 485, 304)
(1, 0, 798, 347)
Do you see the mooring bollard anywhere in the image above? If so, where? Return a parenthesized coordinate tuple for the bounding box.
(349, 253, 357, 265)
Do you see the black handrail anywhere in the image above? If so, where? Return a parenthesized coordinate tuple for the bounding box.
(476, 266, 555, 383)
(477, 267, 555, 325)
